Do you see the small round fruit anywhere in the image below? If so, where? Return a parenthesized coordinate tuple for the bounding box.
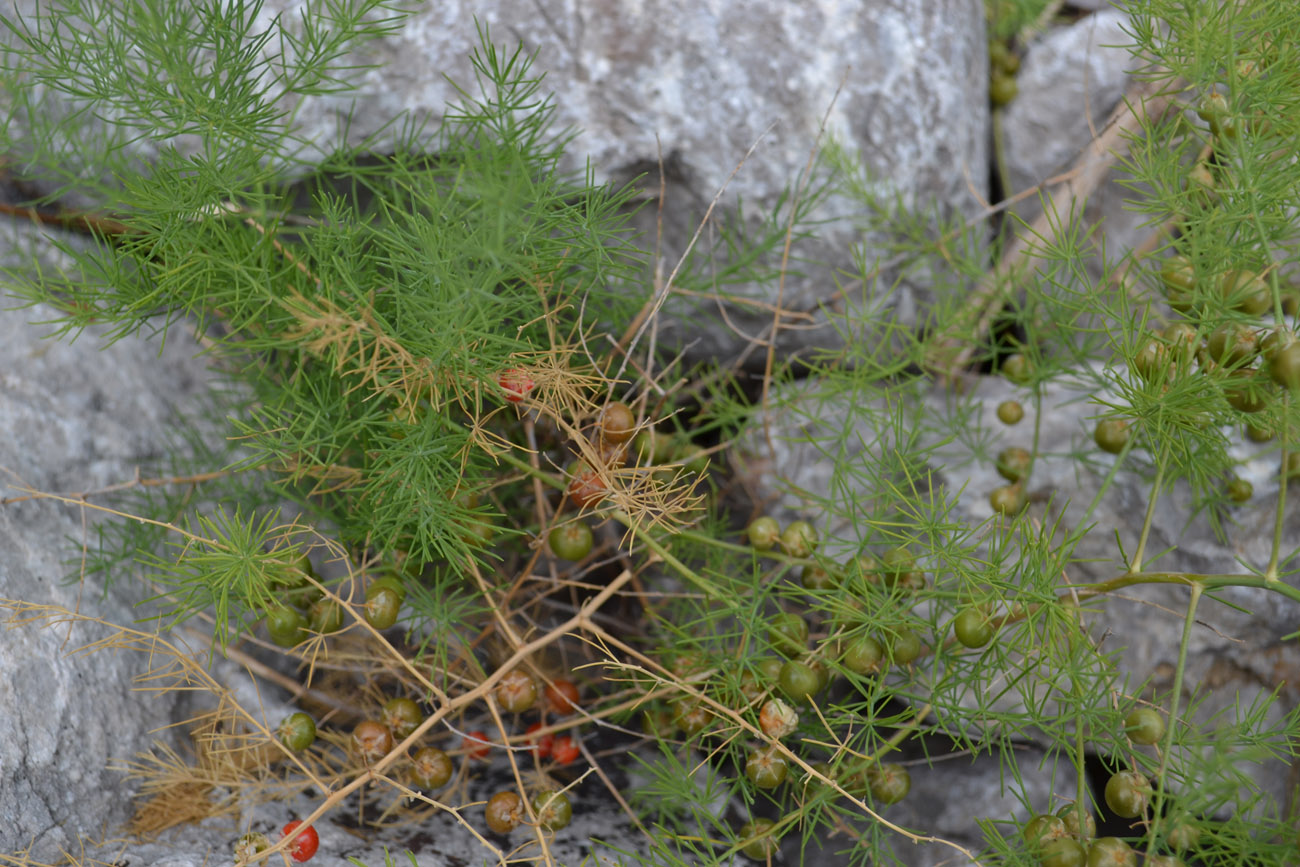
(1147, 857, 1185, 867)
(308, 598, 343, 634)
(1094, 419, 1130, 455)
(990, 72, 1018, 106)
(463, 730, 492, 760)
(1230, 477, 1257, 503)
(497, 368, 535, 403)
(841, 636, 884, 675)
(1104, 770, 1150, 819)
(1246, 422, 1275, 442)
(545, 678, 581, 715)
(1002, 353, 1031, 383)
(234, 832, 270, 861)
(867, 763, 911, 805)
(550, 734, 580, 765)
(681, 445, 709, 474)
(1023, 813, 1068, 846)
(996, 446, 1033, 483)
(997, 400, 1024, 425)
(747, 516, 781, 551)
(1086, 836, 1135, 867)
(1206, 323, 1258, 367)
(1160, 256, 1196, 297)
(769, 612, 809, 657)
(281, 821, 319, 863)
(779, 659, 821, 704)
(496, 669, 539, 714)
(1132, 337, 1169, 382)
(1221, 269, 1270, 315)
(801, 563, 837, 591)
(352, 720, 394, 762)
(990, 484, 1028, 516)
(382, 697, 423, 739)
(484, 790, 524, 834)
(672, 698, 712, 736)
(1165, 818, 1201, 851)
(1162, 322, 1199, 364)
(1224, 370, 1269, 413)
(565, 463, 607, 509)
(1287, 453, 1300, 481)
(1186, 161, 1215, 197)
(954, 607, 995, 648)
(524, 722, 554, 758)
(1041, 838, 1087, 867)
(1055, 804, 1096, 840)
(278, 711, 317, 752)
(1123, 707, 1165, 745)
(780, 520, 818, 558)
(548, 521, 595, 561)
(600, 401, 636, 443)
(633, 428, 672, 464)
(745, 745, 789, 789)
(1269, 342, 1300, 390)
(889, 630, 923, 664)
(758, 697, 799, 739)
(364, 583, 404, 630)
(533, 791, 573, 831)
(738, 819, 778, 860)
(411, 746, 453, 789)
(266, 606, 307, 648)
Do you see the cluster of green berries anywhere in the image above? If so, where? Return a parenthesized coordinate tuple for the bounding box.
(262, 553, 409, 648)
(989, 38, 1020, 106)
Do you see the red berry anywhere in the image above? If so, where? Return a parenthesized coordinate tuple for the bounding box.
(463, 730, 492, 760)
(524, 722, 554, 758)
(545, 678, 581, 715)
(281, 821, 319, 863)
(551, 734, 580, 765)
(497, 368, 535, 403)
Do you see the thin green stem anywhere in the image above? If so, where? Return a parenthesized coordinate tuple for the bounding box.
(1130, 438, 1170, 573)
(1267, 392, 1289, 581)
(1146, 582, 1201, 857)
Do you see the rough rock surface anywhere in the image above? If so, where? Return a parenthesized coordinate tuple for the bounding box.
(5, 0, 989, 366)
(0, 221, 215, 858)
(1001, 10, 1148, 282)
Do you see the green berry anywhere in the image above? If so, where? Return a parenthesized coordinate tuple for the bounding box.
(364, 580, 404, 630)
(309, 597, 343, 634)
(1086, 837, 1135, 867)
(411, 746, 453, 789)
(381, 697, 424, 739)
(997, 400, 1024, 425)
(1269, 342, 1300, 390)
(866, 762, 910, 805)
(672, 698, 712, 736)
(990, 72, 1018, 106)
(1094, 419, 1130, 455)
(745, 744, 788, 789)
(1023, 814, 1067, 847)
(277, 711, 317, 752)
(1002, 353, 1031, 383)
(800, 562, 837, 591)
(1122, 706, 1165, 745)
(778, 659, 821, 704)
(747, 516, 781, 551)
(1132, 336, 1169, 382)
(990, 484, 1028, 516)
(769, 612, 809, 657)
(266, 605, 307, 648)
(1221, 269, 1270, 315)
(954, 607, 995, 648)
(738, 819, 778, 860)
(780, 520, 818, 558)
(532, 791, 573, 831)
(495, 669, 539, 714)
(888, 629, 923, 664)
(1055, 804, 1096, 840)
(841, 636, 884, 675)
(996, 446, 1033, 483)
(549, 522, 595, 561)
(1160, 256, 1196, 297)
(1041, 839, 1087, 867)
(1207, 322, 1258, 367)
(1103, 771, 1149, 819)
(1165, 818, 1201, 851)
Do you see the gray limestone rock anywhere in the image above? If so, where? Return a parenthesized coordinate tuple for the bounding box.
(1000, 10, 1149, 284)
(4, 0, 988, 367)
(0, 221, 216, 858)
